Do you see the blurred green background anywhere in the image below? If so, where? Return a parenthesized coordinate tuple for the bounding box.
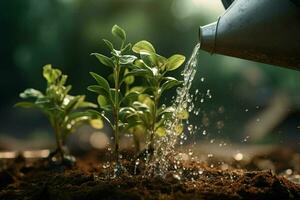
(0, 0, 299, 150)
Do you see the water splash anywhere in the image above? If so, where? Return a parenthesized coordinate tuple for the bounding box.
(149, 43, 201, 176)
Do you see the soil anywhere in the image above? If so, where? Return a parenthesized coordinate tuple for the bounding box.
(0, 149, 299, 200)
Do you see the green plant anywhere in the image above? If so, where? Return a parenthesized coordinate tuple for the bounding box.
(126, 40, 187, 157)
(88, 25, 137, 171)
(16, 64, 99, 163)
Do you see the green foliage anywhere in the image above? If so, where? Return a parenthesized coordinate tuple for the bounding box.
(16, 64, 99, 161)
(88, 25, 137, 169)
(128, 40, 186, 153)
(88, 25, 187, 165)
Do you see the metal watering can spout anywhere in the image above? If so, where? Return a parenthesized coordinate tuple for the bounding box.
(199, 0, 300, 70)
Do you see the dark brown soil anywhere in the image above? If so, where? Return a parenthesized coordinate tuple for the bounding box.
(0, 150, 299, 200)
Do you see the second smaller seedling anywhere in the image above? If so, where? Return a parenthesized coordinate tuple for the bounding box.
(16, 64, 100, 165)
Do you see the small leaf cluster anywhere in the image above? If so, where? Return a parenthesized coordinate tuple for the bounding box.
(88, 25, 187, 160)
(16, 64, 99, 160)
(123, 40, 187, 152)
(88, 25, 137, 165)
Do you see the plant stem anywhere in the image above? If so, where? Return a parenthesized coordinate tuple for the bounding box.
(54, 121, 64, 161)
(114, 64, 120, 165)
(132, 128, 141, 153)
(149, 85, 159, 156)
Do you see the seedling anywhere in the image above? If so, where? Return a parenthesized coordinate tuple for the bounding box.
(16, 64, 99, 164)
(88, 25, 137, 172)
(127, 40, 187, 157)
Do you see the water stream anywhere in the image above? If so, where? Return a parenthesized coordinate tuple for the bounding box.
(149, 43, 201, 176)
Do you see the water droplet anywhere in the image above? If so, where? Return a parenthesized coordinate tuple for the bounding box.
(202, 130, 207, 135)
(200, 77, 205, 82)
(188, 125, 193, 132)
(234, 153, 243, 161)
(285, 169, 293, 175)
(216, 121, 224, 129)
(243, 136, 250, 142)
(207, 154, 213, 158)
(173, 174, 181, 180)
(147, 43, 200, 176)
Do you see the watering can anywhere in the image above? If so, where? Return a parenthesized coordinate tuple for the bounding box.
(199, 0, 300, 70)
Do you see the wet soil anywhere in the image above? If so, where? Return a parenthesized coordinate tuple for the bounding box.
(0, 149, 299, 200)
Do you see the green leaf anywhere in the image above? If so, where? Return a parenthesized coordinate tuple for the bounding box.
(119, 55, 137, 65)
(166, 54, 185, 71)
(90, 118, 104, 129)
(43, 64, 62, 84)
(20, 88, 44, 99)
(160, 77, 182, 95)
(91, 53, 115, 68)
(174, 124, 184, 135)
(103, 39, 114, 51)
(107, 73, 114, 84)
(132, 40, 156, 54)
(129, 86, 146, 94)
(112, 24, 126, 41)
(97, 95, 111, 110)
(64, 96, 81, 114)
(77, 101, 98, 108)
(121, 43, 132, 53)
(66, 111, 91, 121)
(133, 59, 147, 69)
(123, 68, 134, 85)
(121, 91, 139, 104)
(111, 49, 121, 57)
(124, 75, 134, 85)
(87, 85, 109, 96)
(132, 101, 151, 113)
(89, 72, 111, 93)
(139, 51, 154, 67)
(124, 69, 152, 78)
(137, 94, 155, 112)
(149, 53, 167, 69)
(87, 109, 112, 128)
(59, 75, 68, 86)
(177, 110, 189, 119)
(120, 107, 136, 116)
(63, 111, 95, 133)
(155, 127, 166, 137)
(14, 101, 39, 109)
(158, 106, 175, 116)
(126, 123, 145, 132)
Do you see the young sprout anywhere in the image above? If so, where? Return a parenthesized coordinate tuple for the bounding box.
(88, 25, 137, 174)
(127, 40, 186, 157)
(16, 64, 99, 164)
